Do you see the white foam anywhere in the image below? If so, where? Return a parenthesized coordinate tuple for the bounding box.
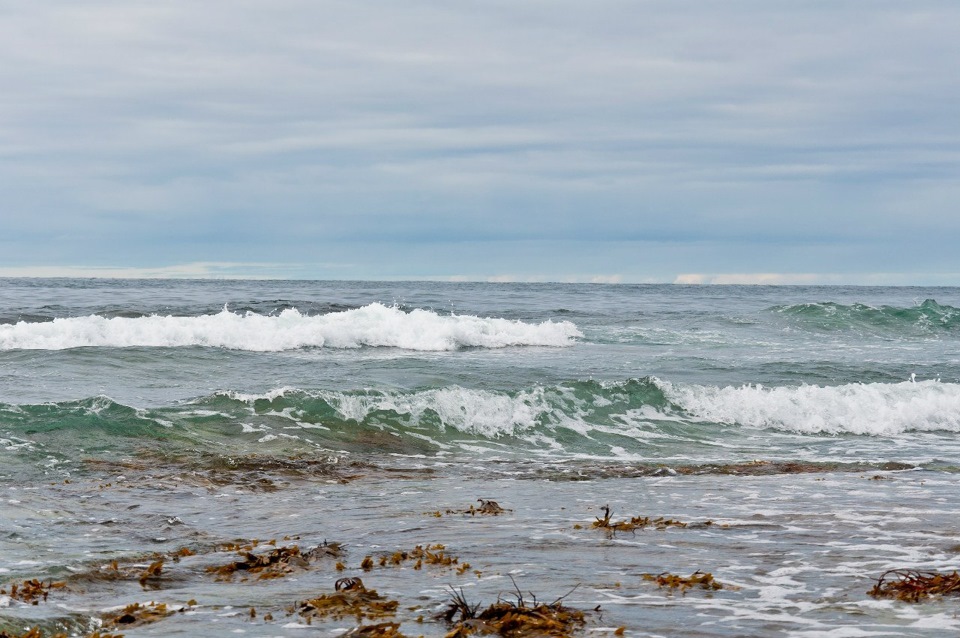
(326, 386, 547, 438)
(659, 379, 960, 435)
(0, 304, 582, 352)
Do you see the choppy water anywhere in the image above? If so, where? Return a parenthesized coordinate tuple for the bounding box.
(2, 279, 960, 637)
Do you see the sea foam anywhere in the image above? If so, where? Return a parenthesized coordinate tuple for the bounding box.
(0, 303, 582, 351)
(659, 378, 960, 435)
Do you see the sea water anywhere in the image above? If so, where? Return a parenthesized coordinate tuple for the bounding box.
(2, 279, 960, 636)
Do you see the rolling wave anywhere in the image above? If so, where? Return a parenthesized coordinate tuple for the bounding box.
(771, 299, 960, 335)
(3, 379, 958, 461)
(0, 303, 582, 351)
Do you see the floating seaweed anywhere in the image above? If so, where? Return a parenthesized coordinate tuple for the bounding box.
(432, 499, 512, 517)
(0, 579, 66, 604)
(205, 539, 343, 581)
(868, 569, 960, 602)
(368, 544, 464, 572)
(101, 601, 179, 629)
(208, 545, 307, 580)
(342, 622, 409, 637)
(296, 578, 399, 622)
(642, 571, 724, 594)
(441, 580, 586, 637)
(138, 559, 164, 589)
(591, 506, 689, 535)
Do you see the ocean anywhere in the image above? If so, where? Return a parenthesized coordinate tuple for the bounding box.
(2, 278, 960, 637)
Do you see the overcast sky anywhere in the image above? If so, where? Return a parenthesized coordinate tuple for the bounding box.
(2, 1, 959, 283)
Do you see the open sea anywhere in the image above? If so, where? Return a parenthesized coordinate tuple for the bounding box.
(3, 278, 960, 637)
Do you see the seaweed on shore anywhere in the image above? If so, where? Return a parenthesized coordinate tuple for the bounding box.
(868, 569, 960, 602)
(441, 580, 587, 637)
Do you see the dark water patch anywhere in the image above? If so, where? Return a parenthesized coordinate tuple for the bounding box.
(510, 460, 917, 481)
(79, 451, 434, 490)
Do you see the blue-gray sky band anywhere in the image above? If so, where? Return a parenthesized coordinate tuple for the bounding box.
(1, 1, 958, 283)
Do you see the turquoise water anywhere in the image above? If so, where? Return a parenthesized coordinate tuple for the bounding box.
(3, 279, 960, 636)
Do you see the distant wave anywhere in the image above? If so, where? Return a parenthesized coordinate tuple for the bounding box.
(770, 299, 960, 334)
(0, 303, 582, 351)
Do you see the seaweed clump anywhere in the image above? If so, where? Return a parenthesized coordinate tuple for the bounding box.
(592, 506, 688, 535)
(369, 544, 470, 574)
(642, 571, 724, 594)
(342, 622, 409, 637)
(441, 582, 586, 637)
(430, 499, 512, 517)
(869, 570, 960, 602)
(297, 577, 399, 622)
(0, 579, 66, 604)
(207, 541, 343, 581)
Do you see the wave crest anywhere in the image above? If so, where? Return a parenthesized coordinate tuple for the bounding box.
(660, 379, 960, 435)
(0, 303, 582, 351)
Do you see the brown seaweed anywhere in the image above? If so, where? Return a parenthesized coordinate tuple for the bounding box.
(296, 578, 399, 622)
(431, 499, 513, 517)
(98, 600, 195, 633)
(441, 581, 586, 637)
(641, 571, 724, 594)
(868, 569, 960, 602)
(0, 579, 66, 604)
(591, 505, 689, 535)
(366, 544, 465, 572)
(205, 539, 343, 581)
(208, 545, 307, 580)
(342, 622, 409, 637)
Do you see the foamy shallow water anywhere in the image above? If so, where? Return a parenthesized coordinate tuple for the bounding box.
(3, 463, 960, 637)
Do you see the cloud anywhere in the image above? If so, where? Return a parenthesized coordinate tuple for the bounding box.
(0, 262, 333, 279)
(674, 273, 837, 285)
(1, 2, 959, 280)
(673, 272, 960, 286)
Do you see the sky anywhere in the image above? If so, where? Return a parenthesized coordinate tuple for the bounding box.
(1, 1, 959, 284)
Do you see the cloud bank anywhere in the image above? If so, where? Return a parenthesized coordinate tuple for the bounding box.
(1, 1, 958, 282)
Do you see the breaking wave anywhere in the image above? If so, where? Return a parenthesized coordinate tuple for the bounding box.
(660, 378, 960, 435)
(4, 379, 960, 461)
(0, 303, 582, 351)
